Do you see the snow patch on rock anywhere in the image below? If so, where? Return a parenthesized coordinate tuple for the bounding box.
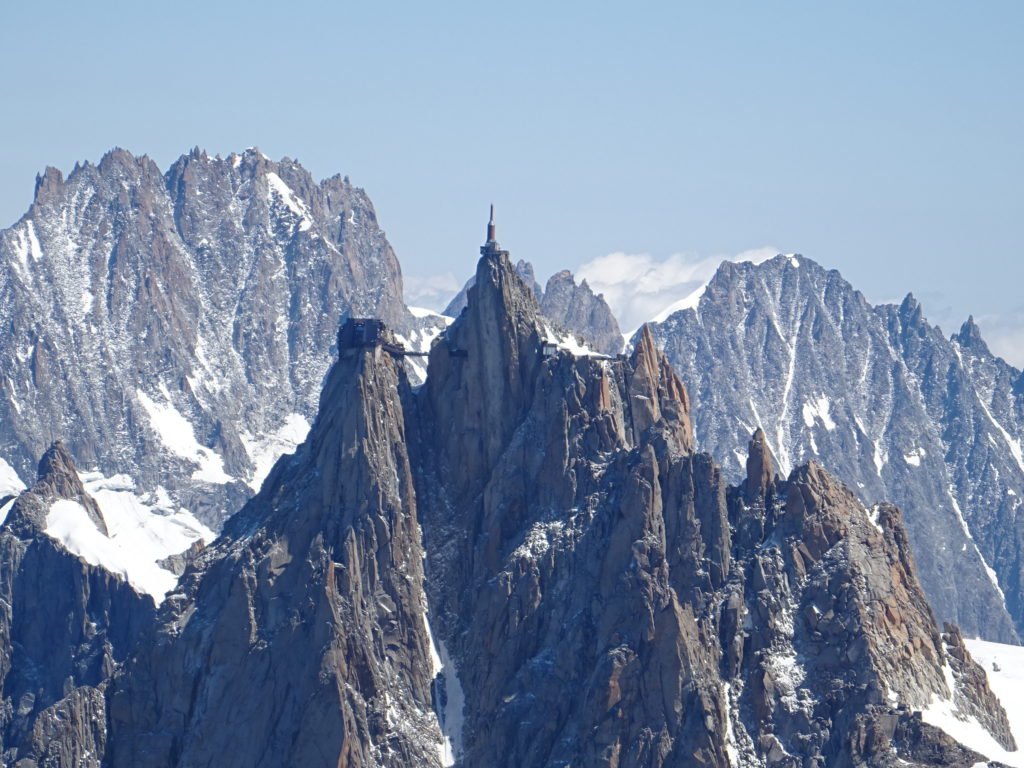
(46, 478, 213, 603)
(422, 609, 463, 766)
(801, 395, 836, 431)
(136, 387, 232, 484)
(918, 657, 1023, 767)
(0, 457, 25, 498)
(903, 447, 925, 467)
(239, 413, 310, 491)
(543, 324, 601, 357)
(964, 638, 1024, 763)
(265, 172, 313, 232)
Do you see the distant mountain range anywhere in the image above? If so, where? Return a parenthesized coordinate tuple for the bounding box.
(640, 255, 1024, 644)
(0, 148, 1022, 765)
(0, 147, 440, 535)
(2, 240, 1018, 766)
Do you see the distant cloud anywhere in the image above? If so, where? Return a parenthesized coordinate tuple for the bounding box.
(576, 247, 778, 332)
(903, 296, 1024, 370)
(403, 271, 461, 312)
(975, 313, 1024, 369)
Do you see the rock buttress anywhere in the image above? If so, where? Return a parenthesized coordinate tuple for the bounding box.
(107, 329, 444, 768)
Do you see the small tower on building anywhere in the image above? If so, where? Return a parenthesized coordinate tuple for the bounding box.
(480, 204, 509, 258)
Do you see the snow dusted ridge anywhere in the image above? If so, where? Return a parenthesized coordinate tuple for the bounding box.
(0, 147, 415, 529)
(44, 471, 214, 602)
(645, 254, 1024, 644)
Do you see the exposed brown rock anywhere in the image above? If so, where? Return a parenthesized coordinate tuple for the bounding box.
(107, 324, 443, 768)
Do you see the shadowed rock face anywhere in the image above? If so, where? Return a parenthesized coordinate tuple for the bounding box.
(0, 147, 415, 528)
(413, 251, 1013, 767)
(106, 325, 442, 768)
(644, 255, 1024, 644)
(0, 442, 154, 767)
(6, 245, 1015, 767)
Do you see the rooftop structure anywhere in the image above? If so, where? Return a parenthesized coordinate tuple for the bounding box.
(480, 204, 509, 258)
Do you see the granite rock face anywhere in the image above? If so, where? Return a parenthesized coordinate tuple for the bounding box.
(644, 255, 1024, 644)
(539, 269, 624, 356)
(0, 147, 419, 528)
(444, 260, 623, 355)
(443, 258, 542, 316)
(1, 232, 1017, 766)
(412, 247, 1013, 767)
(93, 245, 1018, 766)
(0, 443, 154, 767)
(107, 323, 443, 768)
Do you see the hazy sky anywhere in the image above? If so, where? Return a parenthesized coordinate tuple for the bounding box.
(2, 2, 1021, 362)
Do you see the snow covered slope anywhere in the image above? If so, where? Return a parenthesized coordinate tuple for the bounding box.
(964, 638, 1024, 765)
(43, 471, 213, 601)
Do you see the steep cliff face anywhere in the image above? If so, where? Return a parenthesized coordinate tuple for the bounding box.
(0, 147, 416, 528)
(412, 249, 1015, 767)
(644, 255, 1024, 643)
(106, 323, 443, 768)
(0, 443, 155, 767)
(444, 260, 623, 355)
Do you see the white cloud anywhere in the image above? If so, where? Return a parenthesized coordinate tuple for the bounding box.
(576, 247, 778, 332)
(403, 271, 461, 312)
(976, 313, 1024, 369)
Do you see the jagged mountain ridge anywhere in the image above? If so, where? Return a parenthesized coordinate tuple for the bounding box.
(0, 147, 424, 529)
(642, 254, 1024, 644)
(0, 239, 1018, 765)
(414, 246, 1016, 766)
(106, 321, 441, 767)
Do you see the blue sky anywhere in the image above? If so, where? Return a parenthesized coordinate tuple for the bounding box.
(2, 2, 1021, 360)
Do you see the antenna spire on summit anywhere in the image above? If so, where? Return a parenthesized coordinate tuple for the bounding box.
(480, 203, 509, 258)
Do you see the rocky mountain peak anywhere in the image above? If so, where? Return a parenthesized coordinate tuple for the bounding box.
(514, 258, 543, 297)
(445, 259, 623, 355)
(899, 291, 921, 315)
(32, 166, 64, 206)
(540, 268, 623, 355)
(744, 426, 776, 502)
(443, 257, 542, 316)
(36, 440, 88, 497)
(646, 252, 1024, 644)
(108, 311, 443, 768)
(0, 444, 156, 766)
(415, 245, 1015, 766)
(627, 324, 694, 452)
(0, 219, 1018, 765)
(426, 248, 547, 480)
(4, 440, 107, 537)
(953, 315, 991, 356)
